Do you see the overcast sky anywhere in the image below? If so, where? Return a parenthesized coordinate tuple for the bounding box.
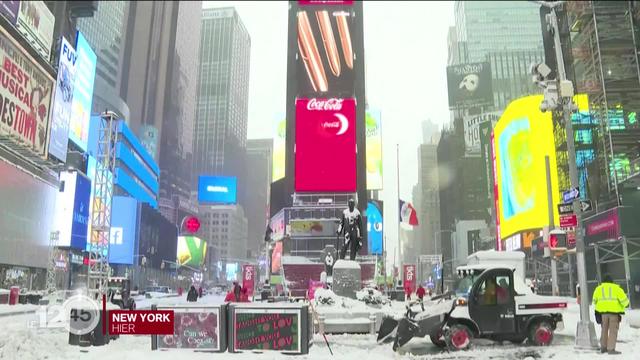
(203, 1, 455, 265)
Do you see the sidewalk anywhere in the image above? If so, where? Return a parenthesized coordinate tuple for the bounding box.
(0, 304, 39, 317)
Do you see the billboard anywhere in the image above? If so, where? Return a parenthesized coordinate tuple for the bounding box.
(297, 4, 355, 98)
(367, 200, 383, 255)
(109, 196, 138, 265)
(0, 24, 54, 158)
(242, 264, 255, 297)
(48, 37, 77, 162)
(295, 98, 356, 192)
(272, 117, 286, 182)
(177, 236, 207, 268)
(463, 112, 500, 156)
(493, 95, 561, 240)
(16, 1, 54, 59)
(139, 124, 159, 162)
(289, 219, 337, 237)
(271, 241, 283, 274)
(53, 171, 91, 250)
(68, 31, 96, 151)
(447, 62, 493, 108)
(197, 176, 237, 204)
(0, 1, 20, 25)
(403, 264, 416, 294)
(366, 109, 382, 190)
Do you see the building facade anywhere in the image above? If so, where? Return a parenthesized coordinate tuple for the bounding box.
(199, 205, 249, 272)
(245, 139, 273, 259)
(194, 7, 251, 208)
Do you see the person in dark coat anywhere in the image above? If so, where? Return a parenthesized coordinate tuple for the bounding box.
(198, 286, 203, 298)
(233, 281, 241, 302)
(186, 285, 198, 302)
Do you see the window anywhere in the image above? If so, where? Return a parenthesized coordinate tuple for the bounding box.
(477, 274, 511, 305)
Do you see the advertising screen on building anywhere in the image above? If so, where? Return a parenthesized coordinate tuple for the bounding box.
(0, 25, 54, 159)
(272, 117, 286, 182)
(289, 219, 337, 237)
(295, 98, 356, 192)
(158, 308, 221, 351)
(297, 3, 355, 98)
(271, 241, 283, 274)
(68, 31, 96, 151)
(176, 236, 207, 267)
(0, 1, 20, 26)
(16, 1, 54, 59)
(53, 171, 91, 250)
(463, 112, 500, 157)
(367, 200, 383, 255)
(48, 37, 77, 162)
(493, 95, 560, 240)
(366, 109, 382, 190)
(109, 196, 138, 265)
(447, 62, 493, 108)
(197, 176, 237, 204)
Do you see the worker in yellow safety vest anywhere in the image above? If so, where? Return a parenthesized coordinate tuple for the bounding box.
(592, 275, 630, 355)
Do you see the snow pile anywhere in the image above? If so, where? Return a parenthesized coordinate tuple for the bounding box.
(355, 287, 388, 306)
(282, 255, 317, 264)
(314, 288, 338, 306)
(0, 288, 9, 294)
(0, 304, 39, 315)
(628, 310, 640, 329)
(333, 259, 361, 269)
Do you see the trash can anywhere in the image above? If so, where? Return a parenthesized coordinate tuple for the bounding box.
(8, 286, 19, 305)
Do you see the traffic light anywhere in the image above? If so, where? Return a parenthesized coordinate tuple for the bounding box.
(549, 232, 567, 249)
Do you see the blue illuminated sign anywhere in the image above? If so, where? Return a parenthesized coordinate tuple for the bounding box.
(367, 200, 383, 255)
(198, 176, 237, 204)
(109, 196, 138, 265)
(48, 37, 77, 162)
(68, 31, 96, 151)
(70, 173, 91, 250)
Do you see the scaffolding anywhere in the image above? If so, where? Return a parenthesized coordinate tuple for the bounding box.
(86, 112, 118, 299)
(45, 231, 60, 294)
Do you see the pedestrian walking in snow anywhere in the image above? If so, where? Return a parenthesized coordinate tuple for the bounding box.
(186, 285, 198, 302)
(593, 275, 630, 355)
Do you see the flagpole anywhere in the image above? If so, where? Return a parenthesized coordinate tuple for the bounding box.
(396, 144, 400, 276)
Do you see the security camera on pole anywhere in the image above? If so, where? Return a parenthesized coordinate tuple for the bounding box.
(532, 1, 599, 349)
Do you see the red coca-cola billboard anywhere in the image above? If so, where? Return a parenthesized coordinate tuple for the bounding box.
(242, 264, 255, 297)
(403, 264, 416, 295)
(295, 98, 356, 192)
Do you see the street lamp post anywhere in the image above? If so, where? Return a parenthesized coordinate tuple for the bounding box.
(434, 230, 453, 294)
(534, 1, 599, 349)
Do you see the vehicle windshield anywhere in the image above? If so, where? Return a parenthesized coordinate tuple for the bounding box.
(454, 274, 476, 297)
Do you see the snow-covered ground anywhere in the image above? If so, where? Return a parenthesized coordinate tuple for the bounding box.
(1, 295, 640, 359)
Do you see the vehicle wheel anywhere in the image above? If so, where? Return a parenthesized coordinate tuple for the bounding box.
(528, 321, 553, 346)
(130, 301, 136, 310)
(445, 324, 473, 351)
(430, 330, 446, 348)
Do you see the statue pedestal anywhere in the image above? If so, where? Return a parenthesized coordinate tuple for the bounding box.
(332, 260, 361, 299)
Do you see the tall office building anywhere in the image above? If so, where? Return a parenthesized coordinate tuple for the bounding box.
(121, 2, 202, 225)
(245, 139, 273, 258)
(194, 7, 251, 207)
(76, 1, 131, 119)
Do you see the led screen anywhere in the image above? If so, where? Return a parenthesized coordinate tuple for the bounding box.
(366, 109, 382, 190)
(108, 196, 138, 265)
(53, 171, 91, 249)
(48, 37, 77, 162)
(493, 95, 560, 240)
(295, 98, 356, 192)
(367, 200, 383, 255)
(177, 236, 207, 267)
(272, 117, 286, 182)
(68, 31, 96, 151)
(197, 176, 237, 204)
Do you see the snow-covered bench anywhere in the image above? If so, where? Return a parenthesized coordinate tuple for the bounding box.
(317, 312, 382, 334)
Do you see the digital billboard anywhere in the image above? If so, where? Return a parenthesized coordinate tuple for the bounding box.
(197, 176, 237, 204)
(0, 2, 20, 25)
(48, 37, 77, 162)
(493, 95, 560, 240)
(297, 3, 355, 98)
(271, 241, 283, 274)
(366, 109, 382, 190)
(447, 62, 493, 109)
(367, 200, 383, 255)
(0, 24, 54, 159)
(177, 236, 207, 267)
(53, 171, 91, 249)
(295, 98, 356, 192)
(68, 31, 96, 151)
(289, 219, 337, 237)
(109, 196, 138, 265)
(272, 117, 286, 182)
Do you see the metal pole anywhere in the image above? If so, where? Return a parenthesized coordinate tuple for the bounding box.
(396, 144, 401, 266)
(547, 4, 598, 349)
(568, 253, 575, 297)
(622, 238, 631, 298)
(545, 156, 559, 296)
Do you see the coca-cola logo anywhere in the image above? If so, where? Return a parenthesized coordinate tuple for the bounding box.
(307, 98, 344, 111)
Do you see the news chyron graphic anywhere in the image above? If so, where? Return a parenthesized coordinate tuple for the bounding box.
(297, 1, 355, 98)
(272, 117, 286, 182)
(197, 176, 237, 204)
(366, 109, 382, 190)
(68, 31, 97, 152)
(0, 24, 54, 159)
(177, 236, 207, 267)
(367, 200, 383, 255)
(493, 95, 561, 240)
(32, 294, 100, 336)
(295, 98, 356, 192)
(48, 36, 77, 162)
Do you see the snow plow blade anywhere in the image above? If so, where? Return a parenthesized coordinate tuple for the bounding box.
(393, 318, 420, 350)
(377, 316, 399, 343)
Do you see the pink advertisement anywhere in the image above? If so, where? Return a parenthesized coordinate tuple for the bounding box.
(295, 98, 356, 192)
(403, 264, 416, 295)
(586, 209, 620, 239)
(242, 264, 255, 297)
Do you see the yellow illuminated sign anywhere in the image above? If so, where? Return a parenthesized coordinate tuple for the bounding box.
(494, 95, 561, 240)
(366, 110, 383, 190)
(272, 118, 286, 182)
